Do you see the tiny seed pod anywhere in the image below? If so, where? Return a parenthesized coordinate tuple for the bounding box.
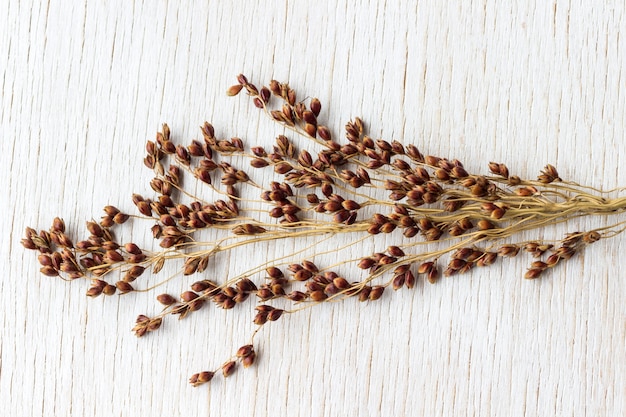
(497, 245, 520, 257)
(190, 371, 214, 387)
(294, 269, 313, 281)
(102, 284, 116, 296)
(493, 162, 509, 178)
(102, 241, 120, 251)
(197, 256, 209, 272)
(453, 247, 473, 260)
(332, 277, 350, 290)
(333, 210, 350, 223)
(488, 162, 500, 175)
(317, 125, 331, 141)
(156, 293, 177, 306)
(392, 274, 405, 290)
(556, 246, 576, 259)
(222, 361, 237, 378)
(113, 212, 130, 224)
(266, 266, 284, 279)
(51, 217, 66, 233)
(394, 264, 411, 275)
(136, 200, 153, 217)
(236, 74, 249, 85)
(451, 166, 469, 178)
(128, 253, 146, 264)
(304, 282, 328, 295)
(274, 161, 293, 174)
(379, 255, 397, 265)
(267, 309, 284, 321)
(256, 304, 274, 313)
(306, 194, 320, 204)
(226, 84, 244, 96)
(358, 286, 372, 302)
(242, 352, 257, 368)
(223, 286, 238, 298)
(425, 155, 441, 167)
(256, 288, 273, 301)
(183, 257, 201, 275)
(304, 123, 317, 138)
(531, 261, 548, 269)
(286, 291, 308, 302)
(310, 98, 322, 116)
(259, 86, 271, 103)
(380, 222, 397, 233)
(387, 246, 405, 257)
(86, 285, 103, 297)
(491, 208, 506, 219)
(309, 291, 327, 302)
(323, 200, 342, 212)
(477, 252, 497, 266)
(287, 89, 296, 106)
(220, 297, 236, 310)
(477, 219, 495, 230)
(448, 258, 467, 271)
(302, 110, 317, 126)
(434, 169, 450, 181)
(427, 267, 440, 284)
(546, 253, 561, 267)
(254, 311, 269, 325)
(38, 254, 52, 267)
(320, 283, 337, 296)
(180, 291, 199, 302)
(358, 258, 375, 269)
(524, 268, 543, 279)
(270, 284, 285, 297)
(301, 260, 319, 273)
(115, 281, 134, 294)
(367, 223, 382, 235)
(86, 221, 104, 237)
(236, 344, 254, 358)
(368, 286, 385, 301)
(404, 271, 416, 289)
(515, 186, 538, 197)
(237, 278, 258, 293)
(124, 243, 141, 255)
(583, 231, 601, 244)
(103, 205, 121, 216)
(341, 200, 361, 211)
(417, 261, 433, 274)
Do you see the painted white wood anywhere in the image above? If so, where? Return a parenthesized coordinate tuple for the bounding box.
(2, 1, 624, 416)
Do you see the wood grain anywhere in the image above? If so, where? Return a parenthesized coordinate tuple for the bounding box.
(2, 1, 624, 416)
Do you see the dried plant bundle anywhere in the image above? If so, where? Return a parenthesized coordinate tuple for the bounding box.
(23, 75, 626, 386)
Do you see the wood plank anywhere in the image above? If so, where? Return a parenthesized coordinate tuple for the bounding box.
(2, 1, 624, 415)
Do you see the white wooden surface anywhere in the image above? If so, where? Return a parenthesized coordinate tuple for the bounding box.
(2, 1, 625, 416)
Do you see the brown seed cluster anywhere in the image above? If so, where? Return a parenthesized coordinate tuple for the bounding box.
(22, 74, 626, 388)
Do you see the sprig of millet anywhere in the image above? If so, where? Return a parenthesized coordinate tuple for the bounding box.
(22, 74, 626, 387)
